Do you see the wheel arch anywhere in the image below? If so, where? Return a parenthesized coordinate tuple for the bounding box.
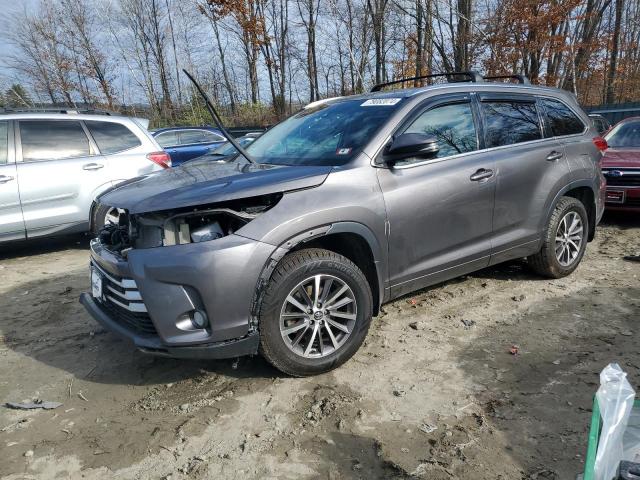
(251, 222, 387, 324)
(543, 180, 598, 242)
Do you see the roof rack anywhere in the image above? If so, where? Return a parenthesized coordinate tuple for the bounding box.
(483, 74, 530, 85)
(371, 71, 485, 92)
(0, 107, 116, 115)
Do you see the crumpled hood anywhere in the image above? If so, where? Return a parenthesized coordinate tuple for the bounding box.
(99, 160, 332, 214)
(601, 148, 640, 168)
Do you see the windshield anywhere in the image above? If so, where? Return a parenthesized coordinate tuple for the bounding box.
(244, 98, 404, 166)
(605, 120, 640, 148)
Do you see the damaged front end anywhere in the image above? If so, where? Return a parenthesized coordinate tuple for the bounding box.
(97, 193, 282, 255)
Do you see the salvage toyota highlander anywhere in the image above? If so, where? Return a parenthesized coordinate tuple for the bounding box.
(81, 71, 606, 376)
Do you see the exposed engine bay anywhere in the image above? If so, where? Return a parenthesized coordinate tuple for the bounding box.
(97, 193, 282, 255)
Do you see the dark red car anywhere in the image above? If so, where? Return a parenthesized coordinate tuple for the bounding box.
(602, 117, 640, 211)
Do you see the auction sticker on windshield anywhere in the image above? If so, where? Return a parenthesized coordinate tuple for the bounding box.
(361, 98, 402, 106)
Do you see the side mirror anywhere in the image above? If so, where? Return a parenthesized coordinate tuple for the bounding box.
(384, 133, 439, 164)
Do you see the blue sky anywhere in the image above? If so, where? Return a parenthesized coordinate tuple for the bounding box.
(0, 0, 38, 84)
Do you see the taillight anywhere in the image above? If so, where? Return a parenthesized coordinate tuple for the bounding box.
(146, 151, 172, 169)
(593, 136, 608, 152)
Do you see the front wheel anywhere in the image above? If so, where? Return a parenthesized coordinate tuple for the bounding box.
(258, 248, 373, 377)
(528, 196, 589, 278)
(92, 204, 124, 234)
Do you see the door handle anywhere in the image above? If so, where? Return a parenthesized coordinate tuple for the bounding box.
(470, 168, 494, 182)
(0, 175, 15, 184)
(546, 151, 564, 161)
(83, 163, 104, 170)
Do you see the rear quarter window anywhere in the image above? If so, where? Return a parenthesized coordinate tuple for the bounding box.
(481, 101, 542, 148)
(541, 98, 585, 136)
(85, 121, 142, 155)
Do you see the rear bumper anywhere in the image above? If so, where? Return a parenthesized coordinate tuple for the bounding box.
(80, 293, 259, 358)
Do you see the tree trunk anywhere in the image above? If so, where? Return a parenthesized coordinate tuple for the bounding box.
(606, 0, 624, 103)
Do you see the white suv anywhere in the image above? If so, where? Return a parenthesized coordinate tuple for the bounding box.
(0, 110, 169, 242)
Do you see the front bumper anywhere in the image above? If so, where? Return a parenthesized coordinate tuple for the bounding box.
(81, 235, 281, 359)
(604, 186, 640, 212)
(80, 293, 259, 358)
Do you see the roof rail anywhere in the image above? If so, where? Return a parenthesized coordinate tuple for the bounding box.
(483, 74, 530, 85)
(371, 71, 484, 92)
(0, 107, 116, 115)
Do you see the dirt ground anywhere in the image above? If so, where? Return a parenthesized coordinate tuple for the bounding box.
(0, 213, 639, 480)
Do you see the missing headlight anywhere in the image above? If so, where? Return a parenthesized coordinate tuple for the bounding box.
(158, 193, 282, 246)
(164, 210, 248, 245)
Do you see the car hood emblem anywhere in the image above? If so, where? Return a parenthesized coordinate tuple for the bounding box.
(606, 170, 624, 177)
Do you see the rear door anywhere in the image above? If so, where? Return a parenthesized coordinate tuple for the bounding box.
(477, 94, 570, 264)
(377, 94, 496, 297)
(16, 119, 108, 236)
(84, 120, 147, 179)
(0, 120, 25, 240)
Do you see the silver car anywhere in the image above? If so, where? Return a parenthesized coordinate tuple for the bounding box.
(0, 110, 169, 242)
(81, 73, 606, 376)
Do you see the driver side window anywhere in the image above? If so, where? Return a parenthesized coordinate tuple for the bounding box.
(400, 102, 478, 165)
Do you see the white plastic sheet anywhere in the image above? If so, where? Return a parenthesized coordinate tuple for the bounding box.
(594, 363, 636, 480)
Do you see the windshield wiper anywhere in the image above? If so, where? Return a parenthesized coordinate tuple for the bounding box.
(182, 69, 256, 164)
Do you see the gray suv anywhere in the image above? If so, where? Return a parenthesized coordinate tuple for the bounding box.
(0, 110, 168, 242)
(81, 73, 606, 376)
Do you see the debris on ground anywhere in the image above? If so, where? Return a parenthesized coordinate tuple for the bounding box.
(461, 319, 476, 329)
(509, 345, 519, 356)
(408, 321, 428, 330)
(418, 422, 438, 434)
(5, 400, 63, 410)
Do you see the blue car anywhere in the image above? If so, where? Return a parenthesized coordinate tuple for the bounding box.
(152, 126, 226, 165)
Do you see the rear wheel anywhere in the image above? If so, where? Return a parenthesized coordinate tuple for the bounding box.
(259, 248, 373, 376)
(528, 196, 588, 278)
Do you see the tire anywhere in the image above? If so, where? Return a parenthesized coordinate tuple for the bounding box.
(91, 204, 120, 234)
(528, 196, 589, 278)
(258, 248, 373, 377)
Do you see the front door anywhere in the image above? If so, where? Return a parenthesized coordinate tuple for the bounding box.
(376, 95, 496, 298)
(0, 120, 25, 241)
(16, 119, 107, 236)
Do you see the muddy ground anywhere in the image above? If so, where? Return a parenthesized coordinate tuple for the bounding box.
(0, 213, 638, 480)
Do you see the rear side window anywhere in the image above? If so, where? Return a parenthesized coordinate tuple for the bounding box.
(403, 102, 478, 162)
(481, 101, 542, 147)
(541, 99, 585, 136)
(179, 130, 206, 145)
(20, 120, 90, 162)
(155, 131, 178, 147)
(203, 131, 224, 142)
(85, 121, 141, 155)
(0, 121, 7, 165)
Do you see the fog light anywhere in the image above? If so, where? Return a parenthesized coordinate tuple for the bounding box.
(191, 310, 209, 329)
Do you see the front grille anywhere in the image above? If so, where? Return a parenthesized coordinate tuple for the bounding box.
(603, 169, 640, 187)
(101, 299, 158, 335)
(92, 262, 157, 336)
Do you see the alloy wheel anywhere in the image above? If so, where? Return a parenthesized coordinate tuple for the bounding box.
(554, 211, 583, 267)
(279, 274, 357, 358)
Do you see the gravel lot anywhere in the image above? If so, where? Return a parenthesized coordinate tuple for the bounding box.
(1, 213, 638, 480)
